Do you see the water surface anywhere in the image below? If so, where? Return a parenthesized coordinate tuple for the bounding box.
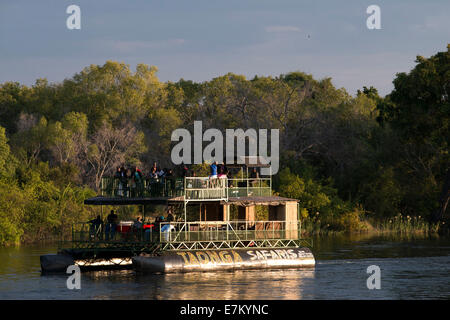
(0, 234, 449, 299)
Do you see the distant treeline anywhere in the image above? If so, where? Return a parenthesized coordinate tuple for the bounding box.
(0, 45, 448, 245)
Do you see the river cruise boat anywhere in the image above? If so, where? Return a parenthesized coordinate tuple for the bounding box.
(40, 159, 315, 273)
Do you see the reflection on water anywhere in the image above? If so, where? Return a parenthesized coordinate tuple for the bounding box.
(131, 269, 315, 300)
(0, 234, 449, 299)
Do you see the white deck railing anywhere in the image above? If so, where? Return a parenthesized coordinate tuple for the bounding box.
(159, 220, 300, 243)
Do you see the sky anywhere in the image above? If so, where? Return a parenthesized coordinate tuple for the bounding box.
(0, 0, 449, 96)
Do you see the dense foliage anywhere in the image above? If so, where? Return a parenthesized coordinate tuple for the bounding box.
(0, 45, 448, 245)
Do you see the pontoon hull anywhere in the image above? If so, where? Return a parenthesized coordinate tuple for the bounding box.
(132, 247, 315, 273)
(40, 253, 132, 273)
(40, 254, 75, 273)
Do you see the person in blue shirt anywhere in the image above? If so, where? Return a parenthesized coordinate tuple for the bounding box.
(210, 161, 218, 178)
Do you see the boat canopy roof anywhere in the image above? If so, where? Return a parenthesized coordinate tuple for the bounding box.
(84, 195, 298, 206)
(84, 196, 172, 206)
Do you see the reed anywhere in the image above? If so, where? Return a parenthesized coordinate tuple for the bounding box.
(372, 215, 441, 234)
(300, 214, 443, 236)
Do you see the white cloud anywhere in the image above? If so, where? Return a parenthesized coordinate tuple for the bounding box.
(265, 25, 301, 33)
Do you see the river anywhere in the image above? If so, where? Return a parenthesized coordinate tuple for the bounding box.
(0, 233, 449, 299)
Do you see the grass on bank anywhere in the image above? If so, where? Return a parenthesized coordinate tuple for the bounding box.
(300, 213, 446, 236)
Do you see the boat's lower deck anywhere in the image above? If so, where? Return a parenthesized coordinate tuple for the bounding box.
(41, 242, 314, 273)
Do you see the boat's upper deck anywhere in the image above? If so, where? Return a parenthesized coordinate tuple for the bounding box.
(91, 176, 272, 204)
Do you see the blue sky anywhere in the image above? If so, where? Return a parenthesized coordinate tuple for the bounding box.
(0, 0, 449, 95)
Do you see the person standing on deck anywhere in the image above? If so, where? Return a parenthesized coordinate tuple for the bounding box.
(133, 216, 143, 229)
(120, 166, 128, 196)
(210, 161, 218, 179)
(132, 166, 144, 197)
(182, 163, 189, 177)
(114, 167, 124, 196)
(218, 164, 227, 179)
(166, 209, 174, 222)
(250, 167, 259, 187)
(105, 210, 118, 240)
(209, 161, 218, 189)
(150, 162, 158, 178)
(133, 216, 143, 240)
(88, 215, 103, 240)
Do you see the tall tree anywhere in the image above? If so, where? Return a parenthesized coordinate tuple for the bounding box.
(48, 112, 88, 165)
(83, 121, 146, 189)
(388, 45, 449, 221)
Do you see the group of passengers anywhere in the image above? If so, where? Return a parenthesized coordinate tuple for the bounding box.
(88, 209, 177, 241)
(114, 161, 237, 183)
(114, 161, 258, 183)
(148, 162, 176, 179)
(208, 161, 258, 179)
(208, 162, 260, 187)
(114, 165, 145, 197)
(114, 162, 182, 197)
(88, 210, 118, 240)
(114, 163, 189, 183)
(112, 161, 261, 196)
(113, 161, 217, 197)
(209, 161, 229, 179)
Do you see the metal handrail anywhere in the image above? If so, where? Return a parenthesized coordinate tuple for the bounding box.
(67, 219, 308, 252)
(159, 220, 301, 243)
(100, 176, 272, 200)
(185, 177, 228, 201)
(100, 176, 184, 198)
(70, 221, 158, 243)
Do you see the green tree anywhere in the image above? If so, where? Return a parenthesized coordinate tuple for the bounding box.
(144, 107, 183, 165)
(0, 82, 32, 135)
(0, 180, 26, 245)
(387, 45, 449, 221)
(0, 127, 11, 175)
(12, 115, 51, 166)
(48, 112, 88, 165)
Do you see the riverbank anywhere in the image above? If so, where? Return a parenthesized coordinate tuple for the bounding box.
(300, 215, 449, 237)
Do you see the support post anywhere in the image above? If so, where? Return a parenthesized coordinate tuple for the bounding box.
(184, 200, 187, 239)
